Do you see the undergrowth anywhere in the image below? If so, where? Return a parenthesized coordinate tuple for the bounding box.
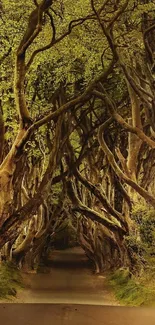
(0, 261, 23, 300)
(109, 206, 155, 306)
(109, 268, 155, 306)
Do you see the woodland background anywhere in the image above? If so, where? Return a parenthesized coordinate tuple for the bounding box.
(0, 0, 155, 305)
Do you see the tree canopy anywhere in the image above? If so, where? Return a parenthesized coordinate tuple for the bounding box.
(0, 0, 155, 272)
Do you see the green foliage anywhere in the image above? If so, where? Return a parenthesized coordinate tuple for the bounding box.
(109, 269, 155, 306)
(132, 205, 155, 251)
(70, 130, 80, 157)
(50, 181, 63, 206)
(124, 205, 155, 272)
(125, 235, 146, 263)
(0, 0, 155, 277)
(0, 262, 23, 299)
(140, 212, 155, 249)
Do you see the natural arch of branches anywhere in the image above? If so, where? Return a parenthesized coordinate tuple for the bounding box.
(0, 0, 155, 273)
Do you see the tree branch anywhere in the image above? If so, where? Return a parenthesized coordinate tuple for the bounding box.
(66, 179, 126, 234)
(26, 14, 95, 71)
(0, 100, 5, 163)
(93, 90, 155, 149)
(98, 120, 155, 208)
(75, 169, 126, 227)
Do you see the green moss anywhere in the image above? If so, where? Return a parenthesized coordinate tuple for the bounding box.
(109, 269, 155, 306)
(0, 262, 23, 300)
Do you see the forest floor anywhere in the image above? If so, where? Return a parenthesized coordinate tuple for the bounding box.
(13, 246, 119, 305)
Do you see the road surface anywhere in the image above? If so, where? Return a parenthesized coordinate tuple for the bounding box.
(17, 246, 118, 305)
(0, 304, 155, 325)
(1, 246, 155, 324)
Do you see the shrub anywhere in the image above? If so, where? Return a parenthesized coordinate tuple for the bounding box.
(132, 205, 155, 256)
(0, 261, 23, 299)
(109, 269, 155, 306)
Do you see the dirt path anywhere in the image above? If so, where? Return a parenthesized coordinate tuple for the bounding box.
(1, 247, 155, 325)
(1, 304, 155, 325)
(16, 246, 118, 305)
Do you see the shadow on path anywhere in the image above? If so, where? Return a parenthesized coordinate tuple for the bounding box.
(1, 247, 155, 324)
(16, 246, 118, 305)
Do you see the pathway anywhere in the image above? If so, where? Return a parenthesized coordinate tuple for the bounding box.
(17, 246, 118, 305)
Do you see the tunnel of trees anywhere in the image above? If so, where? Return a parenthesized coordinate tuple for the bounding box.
(0, 0, 155, 274)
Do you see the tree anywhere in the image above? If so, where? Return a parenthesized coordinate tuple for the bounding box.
(0, 0, 155, 273)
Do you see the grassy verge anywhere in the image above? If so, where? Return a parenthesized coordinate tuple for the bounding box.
(0, 262, 24, 300)
(108, 268, 155, 306)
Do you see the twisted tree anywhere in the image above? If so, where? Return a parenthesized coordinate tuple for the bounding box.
(0, 0, 155, 272)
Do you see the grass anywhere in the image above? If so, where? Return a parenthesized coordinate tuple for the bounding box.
(0, 261, 24, 300)
(108, 268, 155, 306)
